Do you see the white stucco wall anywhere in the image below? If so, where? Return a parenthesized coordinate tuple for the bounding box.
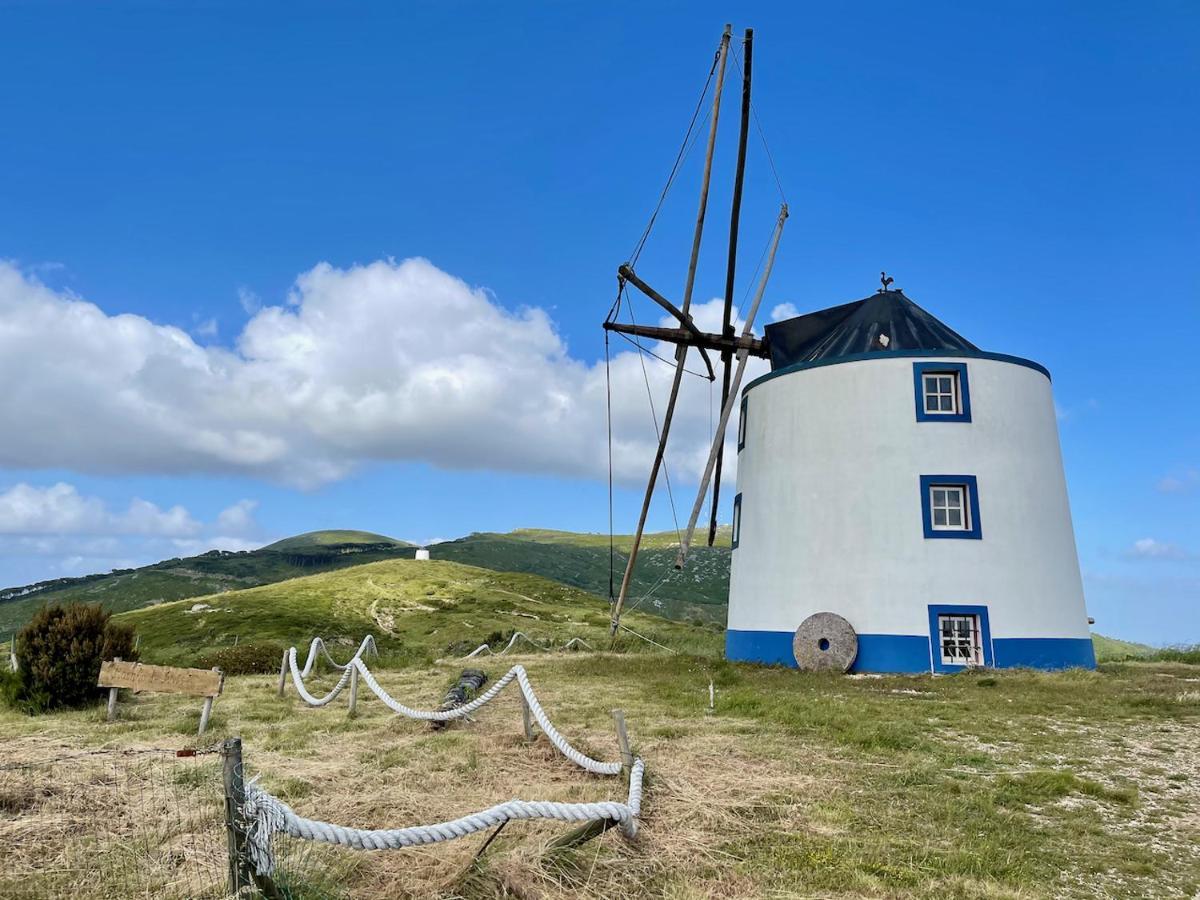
(727, 354, 1090, 641)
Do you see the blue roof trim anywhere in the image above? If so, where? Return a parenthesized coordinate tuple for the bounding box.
(742, 349, 1051, 396)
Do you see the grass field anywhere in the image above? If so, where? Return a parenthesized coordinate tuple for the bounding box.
(2, 650, 1197, 898)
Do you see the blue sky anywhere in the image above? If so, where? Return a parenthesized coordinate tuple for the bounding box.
(0, 2, 1196, 644)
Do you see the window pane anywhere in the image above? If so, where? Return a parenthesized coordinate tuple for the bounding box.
(948, 509, 962, 526)
(926, 395, 939, 412)
(933, 489, 946, 505)
(939, 377, 952, 393)
(933, 508, 948, 526)
(940, 395, 953, 411)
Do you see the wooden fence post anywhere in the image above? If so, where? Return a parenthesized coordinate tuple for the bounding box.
(348, 664, 359, 718)
(198, 667, 220, 735)
(276, 651, 288, 698)
(8, 634, 17, 673)
(221, 738, 252, 893)
(521, 694, 534, 742)
(106, 656, 122, 722)
(222, 737, 285, 900)
(612, 709, 633, 774)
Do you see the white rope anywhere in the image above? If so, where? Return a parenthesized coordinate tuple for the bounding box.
(298, 635, 377, 677)
(242, 759, 645, 876)
(352, 661, 622, 775)
(282, 639, 621, 776)
(462, 632, 595, 660)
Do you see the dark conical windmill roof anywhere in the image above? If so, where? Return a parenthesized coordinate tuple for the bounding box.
(763, 289, 978, 371)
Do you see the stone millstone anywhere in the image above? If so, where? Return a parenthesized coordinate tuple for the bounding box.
(793, 612, 858, 673)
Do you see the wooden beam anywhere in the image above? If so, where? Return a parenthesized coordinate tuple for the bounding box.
(677, 204, 788, 568)
(617, 264, 716, 381)
(603, 321, 768, 358)
(710, 28, 755, 546)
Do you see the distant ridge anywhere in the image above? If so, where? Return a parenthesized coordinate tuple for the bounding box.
(263, 530, 411, 552)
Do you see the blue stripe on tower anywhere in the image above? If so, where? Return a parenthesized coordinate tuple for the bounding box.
(726, 630, 1097, 672)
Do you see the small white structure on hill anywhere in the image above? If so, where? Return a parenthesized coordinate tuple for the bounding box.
(726, 288, 1094, 673)
(415, 548, 431, 561)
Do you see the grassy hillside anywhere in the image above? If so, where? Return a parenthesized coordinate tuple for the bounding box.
(434, 530, 730, 624)
(1092, 633, 1155, 661)
(121, 558, 721, 667)
(0, 533, 418, 636)
(0, 527, 728, 636)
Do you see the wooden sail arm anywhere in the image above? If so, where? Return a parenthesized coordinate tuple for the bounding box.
(603, 321, 768, 359)
(616, 264, 717, 381)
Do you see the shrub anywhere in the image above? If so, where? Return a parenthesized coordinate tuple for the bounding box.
(197, 642, 285, 676)
(11, 603, 138, 713)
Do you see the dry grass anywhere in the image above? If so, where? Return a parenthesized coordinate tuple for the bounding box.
(1, 653, 1199, 898)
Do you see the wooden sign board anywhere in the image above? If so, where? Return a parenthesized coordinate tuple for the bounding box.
(99, 660, 224, 698)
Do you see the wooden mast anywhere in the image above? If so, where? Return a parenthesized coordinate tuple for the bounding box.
(608, 24, 732, 645)
(676, 203, 787, 569)
(708, 27, 754, 547)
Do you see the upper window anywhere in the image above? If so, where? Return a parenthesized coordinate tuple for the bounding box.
(732, 493, 743, 550)
(920, 474, 982, 540)
(737, 397, 747, 452)
(913, 362, 972, 423)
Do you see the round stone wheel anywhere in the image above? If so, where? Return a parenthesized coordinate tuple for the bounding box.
(793, 613, 858, 673)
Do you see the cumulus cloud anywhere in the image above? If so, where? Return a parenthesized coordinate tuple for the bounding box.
(0, 482, 267, 587)
(0, 258, 768, 489)
(0, 482, 199, 536)
(769, 302, 799, 321)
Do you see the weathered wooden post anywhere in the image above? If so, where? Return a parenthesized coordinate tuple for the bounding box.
(9, 633, 18, 672)
(521, 693, 534, 742)
(221, 737, 252, 894)
(612, 709, 634, 774)
(106, 656, 122, 722)
(348, 663, 359, 718)
(276, 651, 288, 698)
(198, 667, 220, 735)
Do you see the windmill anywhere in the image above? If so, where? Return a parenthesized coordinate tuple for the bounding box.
(604, 24, 788, 644)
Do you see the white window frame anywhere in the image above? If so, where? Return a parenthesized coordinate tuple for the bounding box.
(922, 371, 961, 416)
(929, 484, 969, 532)
(937, 613, 983, 666)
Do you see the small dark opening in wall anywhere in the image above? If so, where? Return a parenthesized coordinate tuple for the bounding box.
(818, 638, 830, 651)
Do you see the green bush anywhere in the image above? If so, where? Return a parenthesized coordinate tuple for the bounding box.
(198, 641, 285, 676)
(10, 603, 138, 713)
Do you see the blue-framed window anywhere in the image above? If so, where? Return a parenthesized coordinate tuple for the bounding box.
(913, 362, 972, 422)
(920, 474, 982, 540)
(731, 493, 742, 550)
(737, 396, 747, 452)
(928, 604, 992, 672)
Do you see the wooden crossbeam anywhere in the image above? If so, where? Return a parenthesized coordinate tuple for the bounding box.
(602, 321, 768, 358)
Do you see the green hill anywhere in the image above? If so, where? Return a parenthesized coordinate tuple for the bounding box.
(122, 558, 720, 667)
(0, 532, 418, 636)
(263, 529, 410, 552)
(1091, 633, 1155, 662)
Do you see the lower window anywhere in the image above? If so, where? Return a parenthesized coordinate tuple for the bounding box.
(938, 614, 982, 666)
(927, 604, 992, 672)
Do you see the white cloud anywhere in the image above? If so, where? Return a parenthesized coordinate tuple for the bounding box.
(0, 482, 199, 537)
(215, 499, 260, 537)
(0, 482, 271, 587)
(1128, 538, 1193, 561)
(0, 258, 768, 489)
(194, 317, 219, 338)
(769, 302, 799, 322)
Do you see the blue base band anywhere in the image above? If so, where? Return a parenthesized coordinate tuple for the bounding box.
(726, 629, 1095, 672)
